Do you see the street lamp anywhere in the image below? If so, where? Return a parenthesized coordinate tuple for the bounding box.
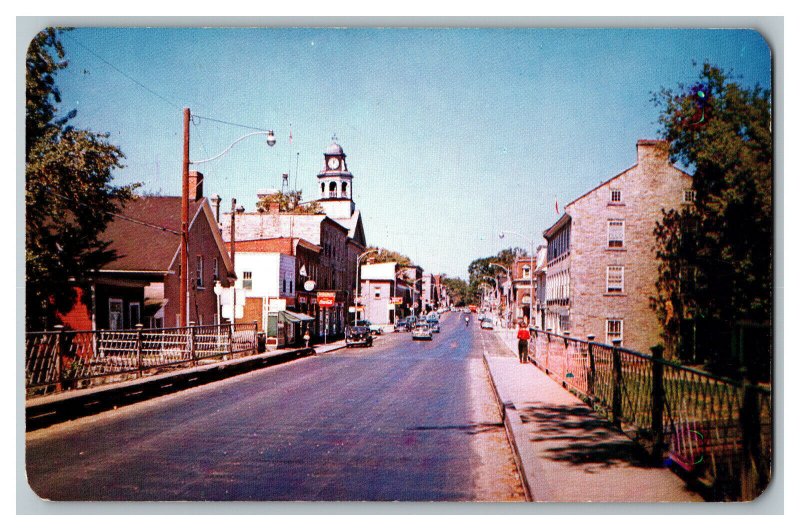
(499, 230, 535, 327)
(180, 107, 276, 327)
(355, 249, 379, 322)
(489, 262, 512, 322)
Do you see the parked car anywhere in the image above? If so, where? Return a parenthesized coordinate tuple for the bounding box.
(345, 325, 373, 347)
(411, 323, 433, 340)
(394, 318, 409, 332)
(355, 319, 383, 336)
(429, 321, 441, 333)
(480, 319, 494, 330)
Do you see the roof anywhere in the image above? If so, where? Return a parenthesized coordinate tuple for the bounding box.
(543, 213, 571, 240)
(324, 141, 345, 156)
(99, 196, 202, 273)
(220, 212, 348, 245)
(226, 237, 321, 255)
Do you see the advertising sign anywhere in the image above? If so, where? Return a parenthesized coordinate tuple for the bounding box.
(390, 297, 403, 305)
(317, 291, 336, 308)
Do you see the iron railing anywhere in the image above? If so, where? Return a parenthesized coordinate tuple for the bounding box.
(526, 328, 772, 501)
(26, 322, 259, 396)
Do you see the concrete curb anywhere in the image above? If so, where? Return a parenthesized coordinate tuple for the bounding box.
(482, 353, 533, 502)
(26, 346, 317, 432)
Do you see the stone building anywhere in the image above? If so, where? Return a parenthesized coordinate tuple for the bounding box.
(542, 139, 693, 352)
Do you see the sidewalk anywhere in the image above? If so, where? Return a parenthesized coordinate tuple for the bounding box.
(484, 332, 703, 502)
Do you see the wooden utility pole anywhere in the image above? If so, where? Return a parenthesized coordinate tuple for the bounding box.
(180, 108, 191, 327)
(230, 198, 237, 324)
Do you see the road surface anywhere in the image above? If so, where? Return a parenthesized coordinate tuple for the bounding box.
(26, 313, 524, 501)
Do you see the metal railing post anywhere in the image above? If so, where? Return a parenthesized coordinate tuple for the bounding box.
(650, 344, 665, 458)
(545, 329, 552, 373)
(612, 339, 623, 428)
(54, 325, 64, 392)
(228, 323, 234, 359)
(739, 365, 764, 500)
(135, 324, 144, 377)
(189, 322, 197, 366)
(563, 331, 570, 383)
(252, 321, 258, 355)
(586, 334, 596, 397)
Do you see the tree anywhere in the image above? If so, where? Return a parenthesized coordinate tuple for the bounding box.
(256, 189, 324, 214)
(651, 63, 772, 375)
(441, 276, 470, 306)
(26, 28, 137, 330)
(466, 247, 528, 303)
(365, 246, 415, 267)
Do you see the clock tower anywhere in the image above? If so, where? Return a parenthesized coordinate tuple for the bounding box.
(317, 136, 355, 219)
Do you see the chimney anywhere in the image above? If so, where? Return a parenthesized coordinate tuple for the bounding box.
(210, 194, 221, 222)
(269, 202, 281, 215)
(189, 170, 204, 200)
(636, 139, 669, 166)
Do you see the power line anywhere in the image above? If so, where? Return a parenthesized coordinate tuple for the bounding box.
(190, 114, 272, 133)
(63, 33, 181, 111)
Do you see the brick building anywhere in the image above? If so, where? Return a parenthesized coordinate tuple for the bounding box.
(511, 256, 535, 324)
(542, 139, 693, 351)
(56, 173, 236, 331)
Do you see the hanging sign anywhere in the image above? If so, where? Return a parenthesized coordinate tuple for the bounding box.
(391, 297, 403, 305)
(318, 291, 336, 308)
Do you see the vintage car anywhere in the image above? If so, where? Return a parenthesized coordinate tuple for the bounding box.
(345, 325, 373, 347)
(480, 319, 494, 330)
(411, 323, 433, 341)
(394, 318, 410, 332)
(355, 319, 384, 336)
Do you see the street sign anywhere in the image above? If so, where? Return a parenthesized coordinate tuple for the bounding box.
(304, 280, 316, 291)
(318, 291, 336, 308)
(268, 298, 286, 312)
(390, 297, 403, 304)
(349, 305, 365, 313)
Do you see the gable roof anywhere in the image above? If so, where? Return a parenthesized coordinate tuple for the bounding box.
(98, 196, 198, 273)
(220, 212, 350, 245)
(98, 195, 233, 277)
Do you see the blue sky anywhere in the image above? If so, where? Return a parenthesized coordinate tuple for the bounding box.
(52, 28, 771, 279)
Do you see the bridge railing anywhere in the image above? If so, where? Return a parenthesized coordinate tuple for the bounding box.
(25, 322, 259, 397)
(527, 328, 771, 501)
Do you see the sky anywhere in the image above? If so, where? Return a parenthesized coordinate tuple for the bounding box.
(50, 27, 771, 279)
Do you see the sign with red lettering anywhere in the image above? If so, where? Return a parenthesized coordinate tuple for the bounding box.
(390, 297, 403, 305)
(317, 291, 336, 308)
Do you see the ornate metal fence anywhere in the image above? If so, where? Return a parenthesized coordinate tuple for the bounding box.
(527, 328, 772, 501)
(26, 322, 259, 397)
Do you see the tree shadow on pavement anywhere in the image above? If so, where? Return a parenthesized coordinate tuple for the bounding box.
(517, 402, 659, 470)
(407, 422, 504, 436)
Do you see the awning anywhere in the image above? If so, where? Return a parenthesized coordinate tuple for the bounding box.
(274, 310, 315, 323)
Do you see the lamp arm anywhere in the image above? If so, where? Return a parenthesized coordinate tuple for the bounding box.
(191, 131, 273, 165)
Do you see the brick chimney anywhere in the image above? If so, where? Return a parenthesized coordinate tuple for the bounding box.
(188, 170, 204, 201)
(636, 139, 669, 166)
(268, 202, 280, 215)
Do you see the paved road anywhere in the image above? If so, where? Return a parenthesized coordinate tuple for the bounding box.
(26, 313, 524, 501)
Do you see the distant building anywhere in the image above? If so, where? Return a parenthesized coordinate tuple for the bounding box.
(542, 139, 693, 351)
(511, 256, 535, 324)
(359, 262, 417, 325)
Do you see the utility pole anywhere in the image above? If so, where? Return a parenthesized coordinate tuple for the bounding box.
(180, 108, 190, 327)
(230, 198, 237, 324)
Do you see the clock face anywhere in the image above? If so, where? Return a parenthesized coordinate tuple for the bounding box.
(327, 157, 340, 170)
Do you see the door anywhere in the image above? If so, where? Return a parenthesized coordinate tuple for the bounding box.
(109, 299, 123, 330)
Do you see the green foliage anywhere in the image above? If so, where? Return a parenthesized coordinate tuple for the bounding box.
(365, 246, 414, 267)
(256, 189, 324, 214)
(652, 63, 772, 371)
(26, 28, 137, 330)
(466, 247, 527, 303)
(439, 276, 469, 306)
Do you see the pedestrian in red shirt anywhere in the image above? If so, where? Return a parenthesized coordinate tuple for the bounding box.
(517, 321, 531, 363)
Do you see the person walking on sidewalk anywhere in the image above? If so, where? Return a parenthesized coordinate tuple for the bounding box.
(517, 322, 531, 363)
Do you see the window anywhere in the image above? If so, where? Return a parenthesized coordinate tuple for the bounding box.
(282, 278, 286, 293)
(329, 181, 338, 198)
(320, 183, 325, 194)
(109, 299, 123, 330)
(683, 189, 696, 203)
(196, 255, 204, 288)
(606, 319, 624, 345)
(129, 302, 141, 327)
(606, 266, 624, 293)
(608, 220, 625, 248)
(342, 182, 348, 197)
(289, 280, 293, 294)
(213, 257, 219, 281)
(610, 189, 622, 203)
(522, 265, 531, 279)
(243, 271, 253, 290)
(374, 287, 381, 299)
